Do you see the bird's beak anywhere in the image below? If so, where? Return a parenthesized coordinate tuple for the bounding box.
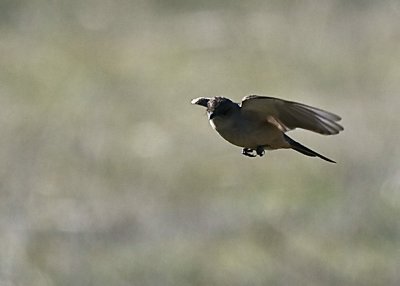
(208, 112, 216, 120)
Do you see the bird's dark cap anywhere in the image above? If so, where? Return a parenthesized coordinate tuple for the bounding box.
(206, 97, 232, 113)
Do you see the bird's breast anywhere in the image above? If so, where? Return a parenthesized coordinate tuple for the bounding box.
(209, 119, 217, 130)
(210, 116, 284, 149)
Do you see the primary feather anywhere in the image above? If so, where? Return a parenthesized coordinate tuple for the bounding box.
(241, 95, 343, 135)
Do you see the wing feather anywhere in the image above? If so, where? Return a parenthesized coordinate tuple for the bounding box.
(241, 95, 343, 135)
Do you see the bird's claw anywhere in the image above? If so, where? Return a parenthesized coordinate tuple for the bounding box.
(256, 146, 265, 157)
(242, 148, 257, 157)
(242, 147, 265, 157)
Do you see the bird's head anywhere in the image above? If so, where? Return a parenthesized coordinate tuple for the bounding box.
(191, 96, 239, 120)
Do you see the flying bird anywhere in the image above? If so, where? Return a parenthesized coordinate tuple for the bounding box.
(191, 95, 343, 163)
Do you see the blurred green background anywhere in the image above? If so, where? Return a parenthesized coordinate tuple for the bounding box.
(1, 0, 400, 285)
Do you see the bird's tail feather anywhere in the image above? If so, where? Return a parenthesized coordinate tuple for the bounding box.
(284, 134, 336, 163)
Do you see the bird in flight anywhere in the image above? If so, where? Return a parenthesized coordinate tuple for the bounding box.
(191, 95, 343, 163)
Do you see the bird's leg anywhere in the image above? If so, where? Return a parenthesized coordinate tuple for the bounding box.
(242, 148, 256, 157)
(256, 146, 265, 157)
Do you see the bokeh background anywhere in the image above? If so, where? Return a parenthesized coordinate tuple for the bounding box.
(1, 0, 400, 285)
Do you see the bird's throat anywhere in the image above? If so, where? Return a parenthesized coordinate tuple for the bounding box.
(209, 119, 217, 130)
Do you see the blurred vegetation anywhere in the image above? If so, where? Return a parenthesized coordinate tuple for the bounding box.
(0, 0, 399, 285)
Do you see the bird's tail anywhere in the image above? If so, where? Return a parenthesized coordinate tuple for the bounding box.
(284, 134, 336, 163)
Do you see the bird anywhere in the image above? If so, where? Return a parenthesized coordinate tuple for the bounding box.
(191, 95, 343, 163)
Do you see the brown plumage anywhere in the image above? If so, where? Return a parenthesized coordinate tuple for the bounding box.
(191, 95, 343, 163)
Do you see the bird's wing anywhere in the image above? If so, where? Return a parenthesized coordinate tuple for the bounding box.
(241, 95, 343, 135)
(191, 97, 210, 107)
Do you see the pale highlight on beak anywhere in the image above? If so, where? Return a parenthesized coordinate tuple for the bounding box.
(191, 97, 210, 107)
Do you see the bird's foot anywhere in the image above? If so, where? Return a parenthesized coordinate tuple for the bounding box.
(256, 146, 265, 157)
(242, 147, 266, 157)
(242, 148, 257, 157)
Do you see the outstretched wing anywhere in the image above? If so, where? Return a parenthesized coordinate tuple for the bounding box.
(241, 95, 343, 135)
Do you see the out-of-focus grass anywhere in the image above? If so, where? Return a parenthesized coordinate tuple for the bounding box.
(0, 1, 400, 285)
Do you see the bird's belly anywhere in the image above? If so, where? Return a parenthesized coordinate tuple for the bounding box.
(215, 124, 285, 149)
